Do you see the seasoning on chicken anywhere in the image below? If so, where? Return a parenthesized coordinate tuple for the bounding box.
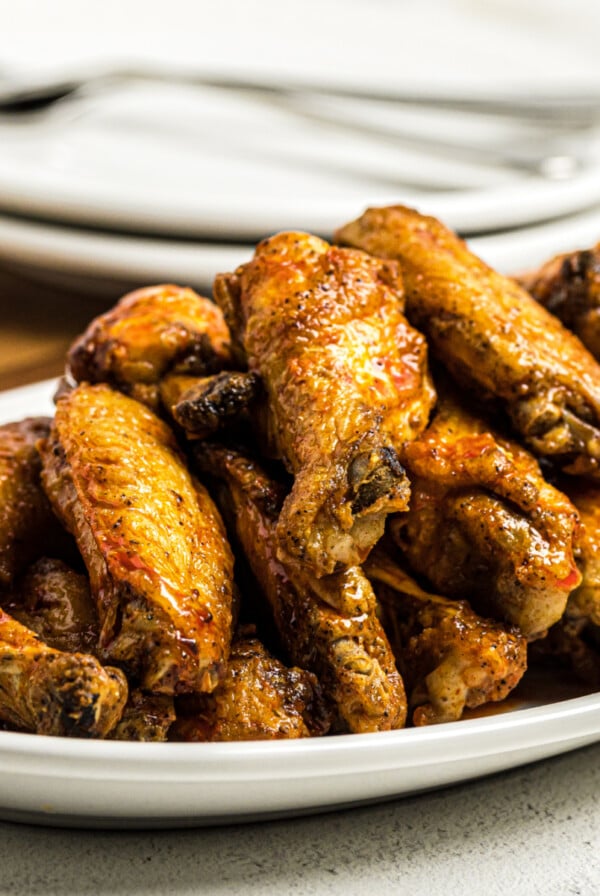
(558, 480, 600, 626)
(389, 388, 581, 639)
(171, 635, 331, 741)
(0, 417, 67, 587)
(214, 232, 435, 577)
(193, 441, 407, 733)
(110, 690, 176, 741)
(520, 243, 600, 360)
(6, 557, 99, 655)
(366, 546, 528, 725)
(160, 370, 261, 439)
(39, 383, 235, 695)
(0, 607, 127, 737)
(336, 206, 600, 478)
(68, 284, 234, 412)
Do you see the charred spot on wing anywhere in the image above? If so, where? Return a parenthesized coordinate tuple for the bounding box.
(348, 447, 408, 515)
(174, 371, 261, 434)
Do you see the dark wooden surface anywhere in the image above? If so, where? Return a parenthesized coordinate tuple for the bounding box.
(0, 267, 119, 390)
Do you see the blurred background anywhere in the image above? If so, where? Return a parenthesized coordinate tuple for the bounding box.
(3, 0, 600, 386)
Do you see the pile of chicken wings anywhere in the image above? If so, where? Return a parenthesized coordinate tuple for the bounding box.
(2, 205, 600, 741)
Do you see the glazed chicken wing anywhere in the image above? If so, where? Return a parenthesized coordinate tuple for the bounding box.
(389, 388, 581, 639)
(68, 284, 234, 412)
(556, 480, 600, 626)
(6, 557, 99, 655)
(39, 383, 234, 695)
(193, 442, 407, 733)
(214, 232, 435, 577)
(520, 243, 600, 360)
(0, 607, 127, 737)
(366, 547, 527, 725)
(0, 417, 68, 587)
(171, 635, 331, 741)
(336, 206, 600, 478)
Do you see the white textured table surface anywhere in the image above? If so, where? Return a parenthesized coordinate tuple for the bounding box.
(2, 743, 599, 896)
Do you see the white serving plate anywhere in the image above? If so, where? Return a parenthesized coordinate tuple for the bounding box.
(0, 380, 599, 829)
(2, 79, 600, 241)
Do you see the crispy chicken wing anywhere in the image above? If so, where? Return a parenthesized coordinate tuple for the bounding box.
(557, 480, 600, 625)
(366, 547, 527, 725)
(110, 690, 175, 741)
(193, 442, 407, 733)
(389, 388, 581, 638)
(520, 243, 600, 360)
(6, 557, 99, 655)
(39, 384, 234, 695)
(0, 417, 67, 587)
(0, 607, 127, 737)
(336, 206, 600, 478)
(68, 285, 234, 412)
(171, 635, 331, 741)
(214, 232, 435, 577)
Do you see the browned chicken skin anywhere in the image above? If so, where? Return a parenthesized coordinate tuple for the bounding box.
(336, 206, 600, 478)
(110, 691, 175, 741)
(171, 635, 331, 741)
(193, 442, 407, 733)
(214, 231, 435, 577)
(160, 370, 261, 438)
(0, 417, 66, 587)
(6, 557, 99, 655)
(0, 607, 127, 737)
(389, 388, 581, 639)
(520, 244, 600, 361)
(39, 384, 234, 695)
(68, 285, 234, 412)
(366, 547, 527, 725)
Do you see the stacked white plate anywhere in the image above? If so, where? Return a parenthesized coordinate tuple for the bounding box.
(2, 78, 600, 298)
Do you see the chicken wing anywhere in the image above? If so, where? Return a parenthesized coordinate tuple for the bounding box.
(556, 480, 600, 625)
(68, 284, 234, 412)
(0, 417, 68, 587)
(6, 557, 99, 655)
(110, 690, 175, 741)
(170, 635, 331, 741)
(214, 232, 435, 577)
(336, 206, 600, 478)
(159, 370, 261, 439)
(389, 388, 581, 638)
(0, 607, 127, 737)
(193, 441, 407, 733)
(519, 243, 600, 360)
(39, 383, 234, 695)
(366, 547, 527, 725)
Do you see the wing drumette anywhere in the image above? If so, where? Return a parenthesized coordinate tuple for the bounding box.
(214, 232, 435, 577)
(0, 418, 68, 587)
(0, 608, 127, 737)
(389, 388, 581, 639)
(39, 383, 235, 695)
(336, 206, 600, 478)
(530, 480, 600, 687)
(193, 442, 407, 733)
(171, 635, 331, 741)
(366, 547, 527, 726)
(68, 284, 234, 412)
(6, 557, 99, 655)
(520, 243, 600, 360)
